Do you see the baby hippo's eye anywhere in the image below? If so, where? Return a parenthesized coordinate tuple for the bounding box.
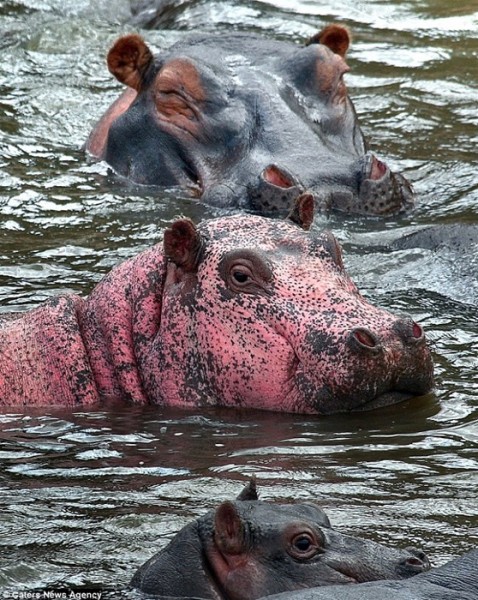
(219, 250, 273, 296)
(288, 530, 323, 560)
(294, 535, 312, 552)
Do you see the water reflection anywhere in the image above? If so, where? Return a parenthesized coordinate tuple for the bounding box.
(0, 0, 477, 593)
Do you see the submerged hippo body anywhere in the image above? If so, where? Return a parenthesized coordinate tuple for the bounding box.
(131, 480, 430, 598)
(261, 550, 478, 600)
(0, 205, 433, 411)
(87, 26, 414, 217)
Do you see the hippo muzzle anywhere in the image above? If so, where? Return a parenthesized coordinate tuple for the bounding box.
(246, 152, 414, 218)
(292, 316, 434, 414)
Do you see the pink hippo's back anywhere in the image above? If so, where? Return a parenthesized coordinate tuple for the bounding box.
(0, 296, 98, 406)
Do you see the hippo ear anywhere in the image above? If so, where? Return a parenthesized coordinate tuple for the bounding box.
(287, 193, 315, 231)
(306, 24, 351, 58)
(107, 34, 154, 91)
(214, 501, 246, 555)
(164, 219, 203, 272)
(236, 477, 258, 501)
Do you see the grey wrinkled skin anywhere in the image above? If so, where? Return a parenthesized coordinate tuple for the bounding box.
(88, 29, 415, 217)
(261, 549, 478, 600)
(392, 224, 478, 251)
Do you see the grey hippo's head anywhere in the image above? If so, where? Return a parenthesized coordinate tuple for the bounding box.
(87, 25, 414, 217)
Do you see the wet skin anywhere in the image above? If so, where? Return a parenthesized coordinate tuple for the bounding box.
(0, 200, 434, 411)
(261, 550, 478, 600)
(86, 25, 414, 217)
(131, 480, 430, 599)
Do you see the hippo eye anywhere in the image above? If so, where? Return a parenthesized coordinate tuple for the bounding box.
(231, 267, 251, 284)
(288, 532, 322, 560)
(294, 536, 312, 551)
(219, 250, 273, 296)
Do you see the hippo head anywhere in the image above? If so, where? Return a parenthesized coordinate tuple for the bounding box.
(87, 26, 414, 216)
(125, 198, 433, 413)
(132, 479, 430, 599)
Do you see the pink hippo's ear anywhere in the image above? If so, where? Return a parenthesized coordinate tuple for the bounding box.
(287, 193, 315, 231)
(107, 34, 154, 91)
(306, 24, 351, 57)
(214, 501, 246, 555)
(163, 219, 204, 272)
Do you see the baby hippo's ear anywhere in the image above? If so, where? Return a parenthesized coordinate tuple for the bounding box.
(306, 24, 351, 58)
(107, 34, 154, 91)
(214, 502, 247, 555)
(164, 219, 204, 272)
(236, 477, 258, 501)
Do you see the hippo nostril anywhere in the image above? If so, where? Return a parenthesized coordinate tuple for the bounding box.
(370, 156, 387, 180)
(412, 322, 424, 339)
(349, 328, 380, 353)
(405, 557, 424, 567)
(401, 547, 431, 573)
(393, 318, 425, 345)
(362, 154, 388, 181)
(262, 164, 298, 189)
(360, 153, 389, 183)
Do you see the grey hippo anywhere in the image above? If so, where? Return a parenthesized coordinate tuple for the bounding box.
(86, 25, 414, 217)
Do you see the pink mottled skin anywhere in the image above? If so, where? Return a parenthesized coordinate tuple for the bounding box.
(0, 211, 434, 412)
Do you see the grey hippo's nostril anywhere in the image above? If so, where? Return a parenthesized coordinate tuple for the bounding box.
(262, 164, 298, 189)
(348, 327, 380, 353)
(401, 547, 431, 573)
(393, 318, 425, 345)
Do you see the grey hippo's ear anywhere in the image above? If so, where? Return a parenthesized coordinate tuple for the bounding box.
(107, 34, 154, 91)
(236, 477, 258, 501)
(306, 24, 351, 58)
(287, 193, 315, 231)
(163, 219, 204, 272)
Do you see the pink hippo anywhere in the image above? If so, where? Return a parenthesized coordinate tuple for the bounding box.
(0, 200, 434, 412)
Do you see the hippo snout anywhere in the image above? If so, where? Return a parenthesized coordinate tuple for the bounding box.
(398, 547, 431, 577)
(247, 152, 414, 217)
(357, 152, 415, 216)
(348, 318, 425, 354)
(299, 310, 434, 414)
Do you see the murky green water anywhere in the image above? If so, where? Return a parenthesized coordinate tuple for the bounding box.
(0, 0, 477, 595)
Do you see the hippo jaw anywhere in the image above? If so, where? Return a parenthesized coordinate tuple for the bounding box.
(353, 390, 422, 412)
